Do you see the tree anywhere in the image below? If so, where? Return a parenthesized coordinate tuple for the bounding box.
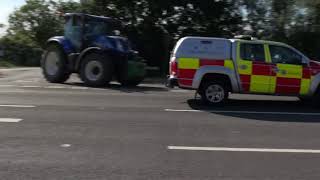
(240, 0, 272, 38)
(90, 0, 243, 74)
(270, 0, 296, 41)
(2, 0, 82, 66)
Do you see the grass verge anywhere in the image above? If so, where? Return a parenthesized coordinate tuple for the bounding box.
(0, 60, 17, 68)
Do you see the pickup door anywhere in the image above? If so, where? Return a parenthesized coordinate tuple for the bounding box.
(267, 45, 311, 95)
(237, 42, 275, 94)
(236, 42, 311, 95)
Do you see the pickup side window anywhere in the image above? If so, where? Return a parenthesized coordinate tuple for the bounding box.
(240, 43, 265, 62)
(269, 45, 302, 65)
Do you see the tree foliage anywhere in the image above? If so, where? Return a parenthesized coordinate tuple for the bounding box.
(1, 0, 320, 69)
(86, 0, 242, 73)
(1, 0, 81, 66)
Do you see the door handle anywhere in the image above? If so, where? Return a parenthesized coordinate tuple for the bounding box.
(272, 67, 279, 73)
(280, 70, 287, 75)
(240, 65, 248, 70)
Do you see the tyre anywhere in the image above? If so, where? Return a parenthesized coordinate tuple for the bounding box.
(41, 44, 71, 83)
(80, 52, 113, 87)
(200, 80, 229, 105)
(300, 89, 320, 106)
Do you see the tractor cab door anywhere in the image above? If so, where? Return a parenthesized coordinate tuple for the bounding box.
(64, 15, 83, 52)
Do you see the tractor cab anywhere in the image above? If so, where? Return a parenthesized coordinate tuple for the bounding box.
(64, 13, 129, 53)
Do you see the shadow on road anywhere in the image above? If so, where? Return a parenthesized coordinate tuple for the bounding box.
(65, 82, 168, 93)
(187, 99, 320, 123)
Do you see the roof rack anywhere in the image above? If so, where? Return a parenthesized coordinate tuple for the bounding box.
(234, 35, 257, 41)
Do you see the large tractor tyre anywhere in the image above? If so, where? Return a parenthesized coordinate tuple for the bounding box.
(80, 52, 113, 87)
(41, 44, 71, 83)
(199, 80, 229, 105)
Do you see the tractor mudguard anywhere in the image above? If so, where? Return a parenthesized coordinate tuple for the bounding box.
(75, 47, 125, 71)
(75, 47, 102, 71)
(47, 36, 75, 55)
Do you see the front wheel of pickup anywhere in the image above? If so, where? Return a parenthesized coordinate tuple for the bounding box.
(200, 81, 228, 105)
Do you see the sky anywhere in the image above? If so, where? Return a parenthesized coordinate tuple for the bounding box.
(0, 0, 25, 35)
(0, 0, 79, 36)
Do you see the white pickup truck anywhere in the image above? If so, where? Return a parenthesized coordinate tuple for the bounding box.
(166, 36, 320, 105)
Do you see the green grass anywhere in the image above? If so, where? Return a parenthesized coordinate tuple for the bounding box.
(0, 60, 17, 68)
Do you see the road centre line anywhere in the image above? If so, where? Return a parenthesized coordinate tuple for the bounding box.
(0, 85, 16, 87)
(21, 85, 41, 88)
(46, 86, 66, 89)
(165, 109, 320, 116)
(70, 86, 89, 90)
(0, 118, 23, 123)
(168, 146, 320, 154)
(0, 104, 36, 108)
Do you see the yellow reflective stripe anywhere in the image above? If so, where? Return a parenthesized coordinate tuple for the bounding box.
(238, 60, 252, 75)
(250, 75, 270, 93)
(276, 64, 302, 79)
(264, 44, 272, 63)
(269, 76, 277, 94)
(178, 58, 199, 69)
(224, 60, 234, 70)
(300, 79, 311, 95)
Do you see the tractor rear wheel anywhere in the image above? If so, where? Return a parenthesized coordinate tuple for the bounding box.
(41, 44, 71, 83)
(80, 52, 113, 87)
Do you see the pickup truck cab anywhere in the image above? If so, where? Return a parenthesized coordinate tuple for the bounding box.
(167, 36, 320, 105)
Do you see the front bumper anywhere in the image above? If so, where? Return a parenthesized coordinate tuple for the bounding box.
(166, 76, 178, 88)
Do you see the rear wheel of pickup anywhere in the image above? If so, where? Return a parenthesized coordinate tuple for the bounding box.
(200, 80, 228, 105)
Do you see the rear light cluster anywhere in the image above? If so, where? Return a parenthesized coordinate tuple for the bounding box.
(169, 58, 178, 76)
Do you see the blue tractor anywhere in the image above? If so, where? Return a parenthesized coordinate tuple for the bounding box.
(41, 13, 146, 87)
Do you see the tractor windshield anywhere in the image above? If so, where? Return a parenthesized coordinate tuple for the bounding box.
(84, 19, 121, 38)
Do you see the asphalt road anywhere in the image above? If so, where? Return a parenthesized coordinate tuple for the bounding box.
(0, 68, 320, 180)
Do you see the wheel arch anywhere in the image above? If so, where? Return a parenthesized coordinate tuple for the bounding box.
(46, 36, 74, 54)
(310, 73, 320, 96)
(75, 47, 102, 72)
(192, 66, 240, 92)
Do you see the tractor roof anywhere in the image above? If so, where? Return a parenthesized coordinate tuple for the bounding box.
(64, 13, 115, 22)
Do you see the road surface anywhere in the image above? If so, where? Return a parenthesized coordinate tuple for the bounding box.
(0, 68, 319, 180)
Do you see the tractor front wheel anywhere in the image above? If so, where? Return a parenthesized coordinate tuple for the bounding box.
(41, 44, 71, 83)
(80, 52, 113, 87)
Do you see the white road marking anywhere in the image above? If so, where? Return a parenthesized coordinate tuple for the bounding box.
(168, 146, 320, 154)
(0, 118, 23, 123)
(21, 85, 41, 88)
(60, 144, 72, 148)
(170, 89, 189, 93)
(70, 86, 89, 90)
(165, 109, 320, 116)
(0, 85, 16, 87)
(14, 80, 34, 83)
(0, 104, 36, 108)
(46, 86, 66, 89)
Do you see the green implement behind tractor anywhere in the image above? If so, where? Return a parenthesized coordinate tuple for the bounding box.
(41, 13, 146, 87)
